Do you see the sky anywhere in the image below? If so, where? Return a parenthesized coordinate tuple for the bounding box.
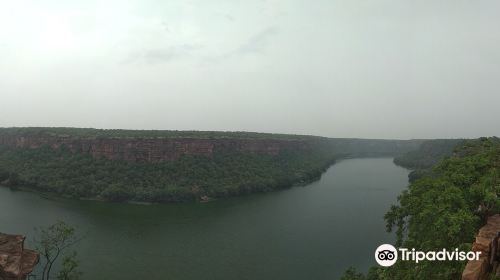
(0, 0, 499, 139)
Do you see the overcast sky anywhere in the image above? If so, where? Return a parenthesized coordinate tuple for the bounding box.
(0, 0, 499, 139)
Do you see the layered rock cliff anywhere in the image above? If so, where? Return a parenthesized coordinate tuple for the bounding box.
(0, 128, 423, 163)
(0, 134, 311, 163)
(0, 233, 39, 280)
(462, 214, 500, 280)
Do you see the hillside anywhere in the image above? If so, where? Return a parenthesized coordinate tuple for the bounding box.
(0, 127, 421, 202)
(393, 139, 465, 182)
(342, 137, 500, 279)
(393, 139, 465, 169)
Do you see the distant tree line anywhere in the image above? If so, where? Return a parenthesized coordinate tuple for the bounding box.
(0, 127, 319, 140)
(393, 139, 464, 182)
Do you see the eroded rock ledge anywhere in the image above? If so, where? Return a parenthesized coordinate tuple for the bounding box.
(0, 233, 39, 280)
(0, 134, 311, 163)
(462, 214, 500, 280)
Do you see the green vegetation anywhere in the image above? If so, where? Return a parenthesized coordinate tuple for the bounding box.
(33, 221, 83, 280)
(393, 139, 464, 170)
(393, 139, 464, 182)
(56, 251, 82, 280)
(0, 127, 422, 203)
(340, 267, 381, 280)
(0, 127, 321, 140)
(342, 137, 500, 279)
(0, 144, 334, 202)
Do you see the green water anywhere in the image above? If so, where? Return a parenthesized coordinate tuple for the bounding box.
(0, 158, 409, 280)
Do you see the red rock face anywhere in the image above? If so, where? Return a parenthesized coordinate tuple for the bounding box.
(0, 233, 39, 280)
(462, 214, 500, 280)
(0, 135, 311, 163)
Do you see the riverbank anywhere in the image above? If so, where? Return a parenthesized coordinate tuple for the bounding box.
(0, 158, 409, 280)
(0, 127, 422, 203)
(0, 157, 336, 205)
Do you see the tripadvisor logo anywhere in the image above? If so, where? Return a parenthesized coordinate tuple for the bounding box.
(375, 244, 398, 267)
(374, 244, 481, 267)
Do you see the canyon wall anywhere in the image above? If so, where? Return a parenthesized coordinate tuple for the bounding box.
(462, 214, 500, 280)
(0, 233, 39, 280)
(0, 128, 424, 164)
(0, 134, 312, 163)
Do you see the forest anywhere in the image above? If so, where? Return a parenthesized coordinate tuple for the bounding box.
(0, 127, 320, 140)
(393, 139, 464, 182)
(0, 144, 337, 202)
(342, 137, 500, 279)
(0, 127, 420, 202)
(0, 143, 335, 202)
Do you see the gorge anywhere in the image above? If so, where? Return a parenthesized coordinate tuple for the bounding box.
(0, 127, 422, 203)
(0, 157, 410, 280)
(3, 128, 497, 279)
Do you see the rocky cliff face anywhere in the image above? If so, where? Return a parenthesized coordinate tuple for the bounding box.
(462, 214, 500, 280)
(0, 233, 39, 280)
(0, 134, 312, 163)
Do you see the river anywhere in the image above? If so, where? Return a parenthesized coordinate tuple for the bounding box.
(0, 157, 409, 279)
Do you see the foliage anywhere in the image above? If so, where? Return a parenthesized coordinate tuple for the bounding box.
(393, 139, 464, 170)
(0, 127, 425, 202)
(342, 138, 500, 280)
(33, 221, 83, 280)
(56, 251, 82, 280)
(384, 138, 500, 279)
(340, 267, 382, 280)
(340, 267, 366, 280)
(393, 139, 464, 183)
(0, 143, 335, 202)
(0, 127, 320, 140)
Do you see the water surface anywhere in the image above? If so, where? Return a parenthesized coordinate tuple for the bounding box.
(0, 158, 409, 279)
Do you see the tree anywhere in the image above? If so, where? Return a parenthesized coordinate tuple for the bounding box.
(56, 251, 82, 280)
(340, 267, 366, 280)
(33, 221, 83, 280)
(382, 138, 500, 279)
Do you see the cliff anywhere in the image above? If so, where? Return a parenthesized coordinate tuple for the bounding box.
(0, 134, 311, 163)
(0, 233, 39, 280)
(0, 128, 423, 163)
(0, 127, 423, 203)
(462, 214, 500, 280)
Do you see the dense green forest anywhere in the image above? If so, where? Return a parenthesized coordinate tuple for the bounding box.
(393, 139, 464, 169)
(393, 139, 464, 182)
(0, 145, 334, 202)
(342, 137, 500, 280)
(0, 127, 421, 202)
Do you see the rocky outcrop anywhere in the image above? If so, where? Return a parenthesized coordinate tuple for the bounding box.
(0, 134, 311, 163)
(0, 233, 39, 280)
(0, 128, 425, 164)
(462, 214, 500, 280)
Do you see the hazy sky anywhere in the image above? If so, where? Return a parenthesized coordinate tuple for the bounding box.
(1, 0, 499, 139)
